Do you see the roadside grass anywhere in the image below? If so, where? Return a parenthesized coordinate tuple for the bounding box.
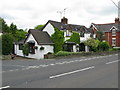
(53, 50, 119, 59)
(109, 48, 120, 51)
(54, 51, 83, 56)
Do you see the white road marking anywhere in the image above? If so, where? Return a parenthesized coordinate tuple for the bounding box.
(40, 65, 49, 67)
(0, 86, 10, 89)
(2, 65, 26, 67)
(49, 66, 95, 79)
(2, 54, 117, 73)
(56, 62, 64, 64)
(106, 60, 120, 65)
(50, 64, 55, 66)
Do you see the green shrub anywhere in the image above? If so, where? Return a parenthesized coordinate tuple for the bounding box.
(109, 48, 120, 51)
(67, 32, 80, 44)
(22, 43, 29, 56)
(55, 51, 81, 56)
(98, 41, 110, 51)
(84, 38, 99, 52)
(51, 28, 64, 53)
(2, 34, 14, 55)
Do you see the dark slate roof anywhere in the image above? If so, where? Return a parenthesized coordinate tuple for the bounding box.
(28, 29, 54, 45)
(42, 20, 90, 33)
(15, 39, 25, 44)
(92, 23, 120, 32)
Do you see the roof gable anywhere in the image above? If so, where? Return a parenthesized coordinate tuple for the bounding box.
(42, 20, 88, 33)
(91, 23, 120, 32)
(26, 29, 54, 45)
(110, 26, 118, 31)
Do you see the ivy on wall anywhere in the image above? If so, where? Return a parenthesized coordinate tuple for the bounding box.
(51, 28, 64, 53)
(67, 32, 80, 44)
(22, 43, 29, 56)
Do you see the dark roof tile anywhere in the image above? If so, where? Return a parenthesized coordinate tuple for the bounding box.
(92, 23, 120, 32)
(29, 29, 54, 45)
(42, 20, 89, 33)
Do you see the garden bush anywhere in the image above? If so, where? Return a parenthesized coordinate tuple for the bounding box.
(98, 41, 110, 51)
(55, 51, 81, 56)
(2, 33, 14, 55)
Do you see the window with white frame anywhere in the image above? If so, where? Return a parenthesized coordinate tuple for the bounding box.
(66, 30, 72, 37)
(112, 38, 116, 46)
(112, 29, 116, 36)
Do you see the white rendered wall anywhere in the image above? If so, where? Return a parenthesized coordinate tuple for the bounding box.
(43, 23, 55, 36)
(15, 34, 54, 59)
(80, 33, 91, 42)
(85, 46, 89, 52)
(14, 44, 24, 56)
(73, 45, 77, 52)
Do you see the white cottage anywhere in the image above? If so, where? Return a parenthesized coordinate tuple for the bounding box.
(14, 29, 54, 59)
(42, 17, 91, 52)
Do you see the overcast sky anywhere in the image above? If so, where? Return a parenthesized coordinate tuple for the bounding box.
(0, 0, 119, 30)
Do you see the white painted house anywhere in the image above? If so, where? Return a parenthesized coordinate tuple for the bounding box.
(42, 17, 91, 52)
(14, 29, 54, 59)
(15, 17, 92, 59)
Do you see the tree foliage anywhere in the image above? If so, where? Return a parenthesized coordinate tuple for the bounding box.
(51, 28, 64, 53)
(67, 32, 80, 44)
(0, 17, 28, 55)
(96, 31, 104, 41)
(2, 34, 14, 55)
(84, 38, 99, 48)
(98, 41, 110, 51)
(9, 23, 17, 37)
(0, 17, 9, 33)
(34, 25, 44, 30)
(15, 29, 27, 41)
(84, 38, 99, 52)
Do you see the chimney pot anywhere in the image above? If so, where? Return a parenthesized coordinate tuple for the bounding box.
(115, 18, 120, 23)
(61, 17, 68, 24)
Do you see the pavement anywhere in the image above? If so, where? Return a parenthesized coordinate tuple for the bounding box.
(1, 54, 119, 88)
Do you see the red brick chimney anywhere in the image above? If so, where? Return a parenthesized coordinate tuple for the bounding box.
(61, 17, 68, 24)
(115, 18, 120, 23)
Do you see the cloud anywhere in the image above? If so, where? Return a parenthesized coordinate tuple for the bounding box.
(0, 0, 119, 29)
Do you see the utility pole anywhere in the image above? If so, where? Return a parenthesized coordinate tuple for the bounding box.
(118, 1, 120, 20)
(110, 0, 120, 9)
(110, 0, 120, 20)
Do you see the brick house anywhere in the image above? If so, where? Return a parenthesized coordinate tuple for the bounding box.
(90, 18, 120, 48)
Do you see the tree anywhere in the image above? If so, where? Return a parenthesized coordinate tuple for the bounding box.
(34, 25, 44, 30)
(15, 29, 27, 41)
(51, 28, 64, 53)
(9, 23, 17, 38)
(84, 38, 99, 52)
(2, 33, 14, 55)
(67, 32, 80, 44)
(0, 17, 9, 33)
(96, 31, 104, 41)
(98, 41, 110, 51)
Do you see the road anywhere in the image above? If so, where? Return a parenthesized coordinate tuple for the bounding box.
(1, 54, 119, 88)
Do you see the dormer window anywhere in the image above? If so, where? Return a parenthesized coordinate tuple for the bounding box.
(66, 30, 72, 37)
(112, 28, 116, 36)
(80, 31, 85, 37)
(61, 26, 64, 30)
